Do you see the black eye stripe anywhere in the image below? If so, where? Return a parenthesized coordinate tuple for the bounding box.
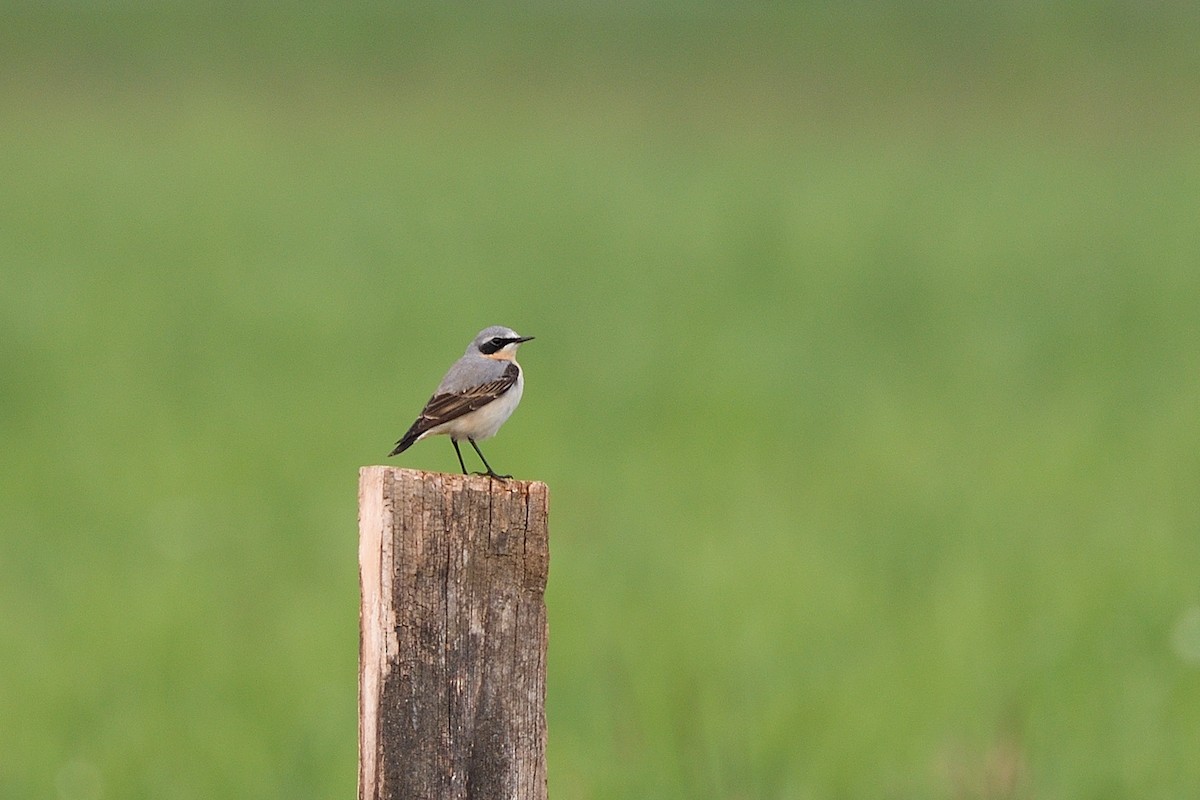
(479, 337, 510, 355)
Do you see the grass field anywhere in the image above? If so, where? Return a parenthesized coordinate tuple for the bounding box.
(3, 4, 1200, 798)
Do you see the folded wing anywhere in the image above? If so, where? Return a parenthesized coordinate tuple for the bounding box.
(389, 362, 519, 456)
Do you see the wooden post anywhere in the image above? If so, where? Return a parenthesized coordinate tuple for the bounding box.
(358, 466, 550, 800)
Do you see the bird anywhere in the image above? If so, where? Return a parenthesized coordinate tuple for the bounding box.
(388, 325, 534, 479)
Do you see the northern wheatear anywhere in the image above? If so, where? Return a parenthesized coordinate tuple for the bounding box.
(388, 325, 534, 479)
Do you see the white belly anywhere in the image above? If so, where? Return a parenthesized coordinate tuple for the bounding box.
(435, 369, 524, 442)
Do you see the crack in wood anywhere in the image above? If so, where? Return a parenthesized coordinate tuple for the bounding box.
(359, 467, 549, 800)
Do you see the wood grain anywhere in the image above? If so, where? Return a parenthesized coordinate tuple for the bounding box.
(358, 466, 549, 800)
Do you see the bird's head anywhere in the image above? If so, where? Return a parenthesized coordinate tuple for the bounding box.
(471, 326, 534, 361)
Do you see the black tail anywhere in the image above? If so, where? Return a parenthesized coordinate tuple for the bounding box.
(387, 425, 422, 457)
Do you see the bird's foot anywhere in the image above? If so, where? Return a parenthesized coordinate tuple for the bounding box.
(473, 470, 511, 481)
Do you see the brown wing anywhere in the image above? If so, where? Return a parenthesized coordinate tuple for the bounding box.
(388, 363, 518, 456)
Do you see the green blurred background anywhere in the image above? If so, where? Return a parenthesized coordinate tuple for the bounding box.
(3, 2, 1200, 798)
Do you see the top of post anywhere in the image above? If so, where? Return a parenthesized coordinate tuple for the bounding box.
(360, 465, 547, 496)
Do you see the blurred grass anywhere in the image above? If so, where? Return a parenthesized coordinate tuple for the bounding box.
(3, 3, 1200, 798)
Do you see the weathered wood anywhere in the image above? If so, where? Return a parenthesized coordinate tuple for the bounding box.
(358, 466, 549, 800)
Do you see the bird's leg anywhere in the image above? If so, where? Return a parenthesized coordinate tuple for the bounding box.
(451, 439, 469, 475)
(469, 438, 510, 480)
